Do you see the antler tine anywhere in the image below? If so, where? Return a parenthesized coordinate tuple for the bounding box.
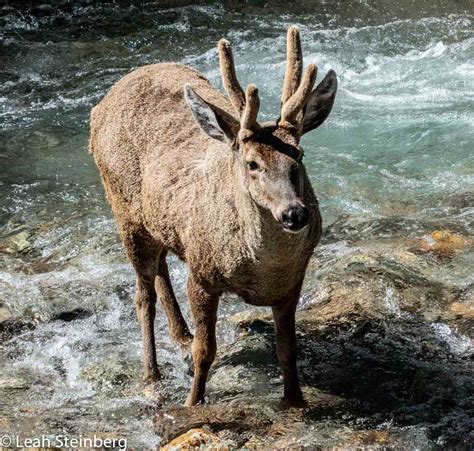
(281, 63, 317, 128)
(218, 39, 246, 117)
(281, 25, 303, 105)
(240, 84, 260, 131)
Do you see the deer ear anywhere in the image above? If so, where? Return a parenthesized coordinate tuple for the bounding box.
(301, 70, 337, 135)
(184, 85, 239, 143)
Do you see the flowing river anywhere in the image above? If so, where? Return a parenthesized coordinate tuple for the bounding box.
(1, 1, 473, 448)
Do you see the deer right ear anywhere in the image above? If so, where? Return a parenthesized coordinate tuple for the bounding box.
(184, 85, 239, 144)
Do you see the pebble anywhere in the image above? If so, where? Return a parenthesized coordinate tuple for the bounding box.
(450, 301, 474, 319)
(0, 377, 29, 390)
(0, 230, 32, 254)
(0, 307, 13, 323)
(416, 229, 468, 257)
(161, 428, 220, 450)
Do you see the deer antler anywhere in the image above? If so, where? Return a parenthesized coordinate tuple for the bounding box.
(281, 64, 317, 125)
(218, 39, 260, 132)
(280, 26, 317, 132)
(241, 85, 260, 130)
(281, 25, 303, 104)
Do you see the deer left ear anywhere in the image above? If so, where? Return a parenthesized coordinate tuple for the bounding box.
(301, 70, 337, 135)
(184, 85, 239, 143)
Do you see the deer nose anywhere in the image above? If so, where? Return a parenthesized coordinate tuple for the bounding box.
(281, 205, 309, 232)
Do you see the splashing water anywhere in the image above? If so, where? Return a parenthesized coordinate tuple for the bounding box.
(0, 1, 473, 447)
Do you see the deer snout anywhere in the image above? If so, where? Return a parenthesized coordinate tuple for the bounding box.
(280, 204, 309, 233)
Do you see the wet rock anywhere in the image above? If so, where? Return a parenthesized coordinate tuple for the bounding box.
(350, 429, 391, 446)
(0, 377, 29, 390)
(242, 436, 266, 448)
(0, 305, 29, 341)
(229, 310, 273, 338)
(22, 254, 65, 275)
(161, 428, 220, 449)
(0, 306, 13, 322)
(295, 296, 473, 447)
(155, 402, 274, 445)
(0, 417, 9, 429)
(267, 421, 356, 449)
(52, 308, 92, 322)
(312, 236, 469, 323)
(301, 282, 388, 324)
(450, 300, 474, 319)
(230, 309, 272, 329)
(379, 200, 418, 216)
(0, 230, 33, 254)
(0, 317, 36, 341)
(412, 229, 469, 258)
(323, 215, 470, 244)
(209, 333, 280, 401)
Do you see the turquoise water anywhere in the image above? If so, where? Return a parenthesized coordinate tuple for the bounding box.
(1, 5, 472, 224)
(0, 1, 473, 447)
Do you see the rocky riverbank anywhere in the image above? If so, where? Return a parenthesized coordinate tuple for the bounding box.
(1, 194, 473, 448)
(155, 198, 473, 449)
(0, 194, 474, 449)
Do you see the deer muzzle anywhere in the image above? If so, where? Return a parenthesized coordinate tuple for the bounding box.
(280, 204, 309, 233)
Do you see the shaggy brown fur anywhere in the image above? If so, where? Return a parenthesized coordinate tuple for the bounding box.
(90, 26, 337, 406)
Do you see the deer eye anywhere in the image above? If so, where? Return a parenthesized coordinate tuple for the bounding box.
(247, 161, 259, 171)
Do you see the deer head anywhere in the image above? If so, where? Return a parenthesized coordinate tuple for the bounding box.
(185, 26, 337, 233)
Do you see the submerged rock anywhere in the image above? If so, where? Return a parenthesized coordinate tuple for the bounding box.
(444, 192, 474, 209)
(80, 359, 139, 395)
(0, 316, 36, 341)
(52, 308, 93, 322)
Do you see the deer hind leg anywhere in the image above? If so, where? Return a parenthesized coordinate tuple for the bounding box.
(119, 221, 161, 384)
(155, 253, 193, 347)
(185, 276, 219, 406)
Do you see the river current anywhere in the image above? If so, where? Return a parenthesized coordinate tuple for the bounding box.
(0, 1, 473, 448)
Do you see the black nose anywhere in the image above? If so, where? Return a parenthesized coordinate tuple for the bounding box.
(281, 205, 309, 231)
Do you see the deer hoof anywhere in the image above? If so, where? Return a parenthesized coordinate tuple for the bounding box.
(171, 329, 194, 348)
(143, 382, 164, 402)
(282, 393, 307, 408)
(178, 333, 194, 348)
(144, 368, 161, 384)
(184, 394, 205, 407)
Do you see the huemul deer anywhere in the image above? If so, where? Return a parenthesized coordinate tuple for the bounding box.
(90, 26, 337, 406)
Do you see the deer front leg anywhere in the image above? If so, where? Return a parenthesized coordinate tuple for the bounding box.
(185, 277, 219, 407)
(272, 297, 304, 406)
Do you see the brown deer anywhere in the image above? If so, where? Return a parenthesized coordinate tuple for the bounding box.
(90, 26, 337, 406)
